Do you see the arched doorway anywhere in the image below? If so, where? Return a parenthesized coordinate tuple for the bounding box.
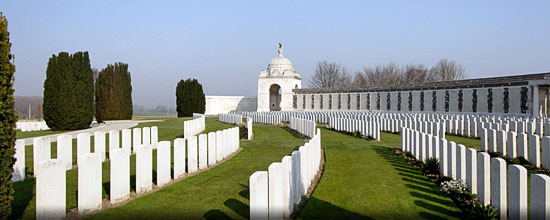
(269, 84, 282, 111)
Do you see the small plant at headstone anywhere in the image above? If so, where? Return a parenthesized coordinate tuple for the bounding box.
(352, 131, 362, 138)
(470, 203, 499, 220)
(420, 158, 440, 175)
(440, 180, 468, 195)
(435, 176, 453, 186)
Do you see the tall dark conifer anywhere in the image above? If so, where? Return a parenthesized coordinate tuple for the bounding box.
(43, 51, 94, 130)
(176, 78, 205, 117)
(0, 12, 17, 217)
(95, 62, 133, 122)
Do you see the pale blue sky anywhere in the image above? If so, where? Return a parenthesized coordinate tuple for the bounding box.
(1, 0, 549, 107)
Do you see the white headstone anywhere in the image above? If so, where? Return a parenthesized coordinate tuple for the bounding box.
(110, 148, 130, 204)
(249, 171, 268, 220)
(477, 152, 490, 205)
(77, 133, 91, 163)
(207, 132, 217, 166)
(173, 138, 186, 178)
(12, 140, 26, 181)
(57, 135, 72, 170)
(33, 137, 51, 176)
(508, 165, 527, 220)
(132, 128, 142, 154)
(94, 131, 106, 162)
(188, 136, 198, 173)
(36, 159, 66, 219)
(198, 134, 208, 169)
(151, 126, 158, 149)
(78, 153, 102, 214)
(268, 162, 283, 219)
(136, 145, 152, 194)
(490, 158, 507, 219)
(531, 174, 550, 219)
(156, 141, 171, 187)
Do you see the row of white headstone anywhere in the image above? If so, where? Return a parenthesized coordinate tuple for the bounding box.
(289, 117, 316, 138)
(12, 126, 159, 182)
(35, 126, 241, 219)
(479, 128, 550, 170)
(218, 113, 243, 125)
(247, 117, 253, 140)
(16, 121, 49, 132)
(327, 117, 380, 141)
(249, 129, 322, 220)
(242, 112, 282, 125)
(184, 113, 206, 138)
(402, 126, 550, 219)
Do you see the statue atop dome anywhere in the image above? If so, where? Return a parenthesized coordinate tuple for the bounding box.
(278, 43, 283, 57)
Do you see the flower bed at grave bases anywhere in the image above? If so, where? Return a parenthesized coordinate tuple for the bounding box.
(249, 129, 322, 219)
(401, 121, 550, 219)
(29, 122, 240, 218)
(218, 113, 243, 125)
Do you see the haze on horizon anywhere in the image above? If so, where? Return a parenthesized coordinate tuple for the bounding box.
(1, 0, 549, 108)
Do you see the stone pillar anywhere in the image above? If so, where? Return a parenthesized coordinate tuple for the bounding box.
(78, 153, 102, 214)
(94, 131, 106, 162)
(198, 134, 208, 169)
(508, 165, 527, 220)
(188, 136, 198, 173)
(533, 85, 540, 117)
(268, 163, 283, 219)
(136, 145, 152, 194)
(530, 134, 541, 167)
(57, 135, 72, 170)
(250, 171, 269, 220)
(491, 158, 507, 219)
(36, 159, 65, 219)
(477, 152, 491, 205)
(173, 138, 186, 178)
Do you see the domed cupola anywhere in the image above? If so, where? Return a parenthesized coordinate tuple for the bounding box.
(260, 43, 300, 78)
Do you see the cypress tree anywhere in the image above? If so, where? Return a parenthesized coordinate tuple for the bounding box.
(176, 78, 205, 117)
(43, 51, 94, 130)
(95, 62, 133, 122)
(0, 12, 17, 218)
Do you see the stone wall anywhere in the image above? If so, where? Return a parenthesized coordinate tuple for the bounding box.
(205, 96, 257, 115)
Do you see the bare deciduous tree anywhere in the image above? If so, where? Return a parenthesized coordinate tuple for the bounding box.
(402, 64, 433, 83)
(362, 62, 402, 86)
(309, 61, 350, 88)
(430, 59, 466, 81)
(352, 71, 368, 87)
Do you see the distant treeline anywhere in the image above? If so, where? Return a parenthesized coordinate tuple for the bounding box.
(14, 96, 43, 119)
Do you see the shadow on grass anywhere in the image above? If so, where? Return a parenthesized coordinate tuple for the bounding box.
(203, 209, 233, 220)
(371, 145, 464, 219)
(299, 196, 373, 219)
(11, 178, 35, 219)
(224, 199, 248, 219)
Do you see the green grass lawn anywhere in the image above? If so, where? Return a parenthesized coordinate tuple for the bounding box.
(12, 117, 238, 219)
(12, 118, 465, 219)
(297, 130, 464, 219)
(445, 134, 481, 150)
(88, 122, 305, 219)
(16, 129, 69, 139)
